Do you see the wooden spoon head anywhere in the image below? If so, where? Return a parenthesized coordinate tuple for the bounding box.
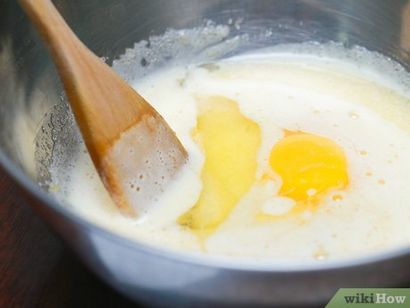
(80, 60, 188, 216)
(62, 52, 188, 217)
(100, 111, 187, 216)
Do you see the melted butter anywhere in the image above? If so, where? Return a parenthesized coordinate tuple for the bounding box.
(178, 96, 261, 236)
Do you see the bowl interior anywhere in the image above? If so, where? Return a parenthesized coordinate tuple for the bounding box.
(2, 0, 410, 269)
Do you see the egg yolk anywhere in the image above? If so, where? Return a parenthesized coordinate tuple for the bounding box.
(269, 131, 348, 204)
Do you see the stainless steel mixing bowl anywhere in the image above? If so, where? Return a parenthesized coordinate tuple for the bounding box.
(2, 0, 410, 306)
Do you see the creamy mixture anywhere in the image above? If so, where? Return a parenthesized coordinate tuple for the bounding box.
(55, 46, 410, 262)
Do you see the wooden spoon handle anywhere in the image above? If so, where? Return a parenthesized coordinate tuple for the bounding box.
(19, 0, 156, 159)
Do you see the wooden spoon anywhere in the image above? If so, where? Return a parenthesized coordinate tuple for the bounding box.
(19, 0, 188, 216)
